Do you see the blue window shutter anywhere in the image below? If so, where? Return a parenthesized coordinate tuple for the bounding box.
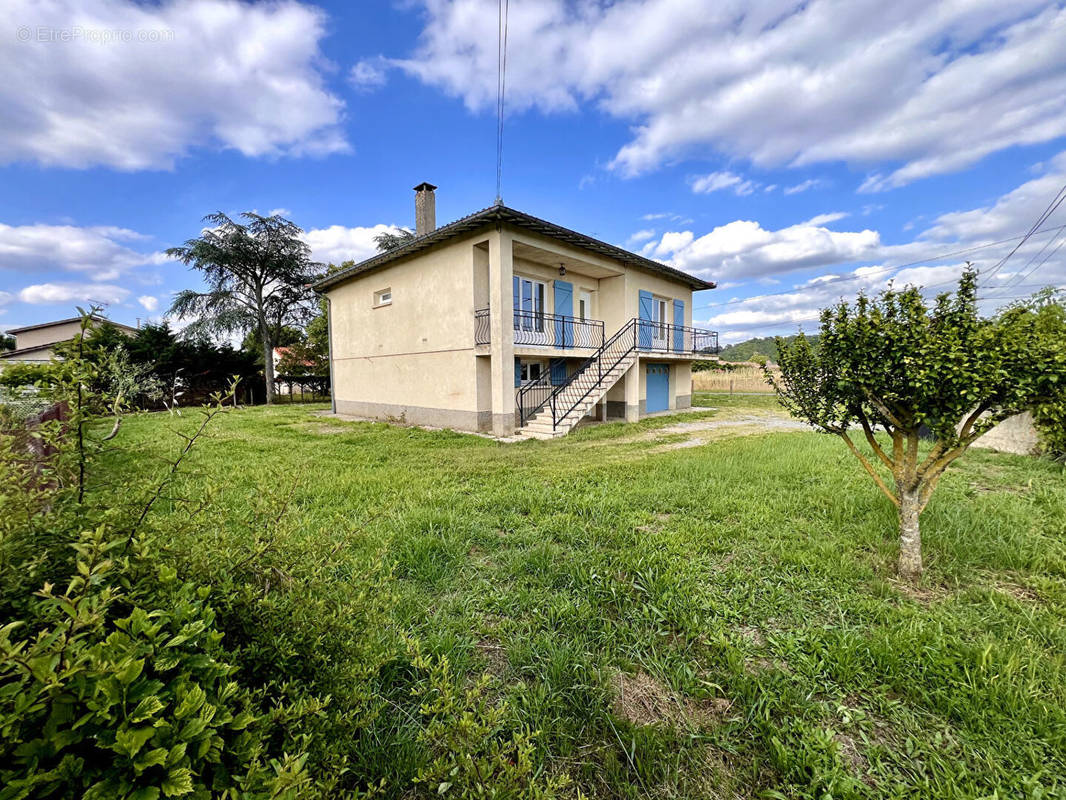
(550, 358, 567, 385)
(638, 290, 653, 349)
(673, 299, 684, 352)
(553, 280, 573, 347)
(514, 358, 522, 388)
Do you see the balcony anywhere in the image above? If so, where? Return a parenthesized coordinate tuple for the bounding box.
(474, 308, 605, 350)
(474, 309, 718, 357)
(636, 321, 719, 357)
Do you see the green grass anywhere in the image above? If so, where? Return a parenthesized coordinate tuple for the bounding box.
(97, 394, 1066, 798)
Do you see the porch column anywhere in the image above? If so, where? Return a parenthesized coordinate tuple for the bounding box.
(623, 360, 640, 422)
(488, 229, 516, 436)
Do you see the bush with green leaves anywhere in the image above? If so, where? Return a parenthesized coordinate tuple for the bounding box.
(0, 362, 60, 390)
(1034, 395, 1066, 460)
(0, 527, 308, 800)
(0, 313, 312, 797)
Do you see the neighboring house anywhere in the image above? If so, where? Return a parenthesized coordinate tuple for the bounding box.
(272, 346, 317, 394)
(1, 315, 138, 365)
(315, 184, 719, 439)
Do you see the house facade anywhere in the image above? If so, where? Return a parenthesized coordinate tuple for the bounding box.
(1, 316, 137, 365)
(315, 185, 718, 439)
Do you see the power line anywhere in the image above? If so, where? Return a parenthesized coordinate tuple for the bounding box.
(495, 0, 510, 206)
(989, 223, 1066, 296)
(692, 223, 1066, 312)
(983, 180, 1066, 281)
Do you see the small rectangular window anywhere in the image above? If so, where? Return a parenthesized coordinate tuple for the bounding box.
(374, 288, 392, 307)
(519, 362, 543, 382)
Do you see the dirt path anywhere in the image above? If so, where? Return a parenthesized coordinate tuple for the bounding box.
(640, 408, 811, 450)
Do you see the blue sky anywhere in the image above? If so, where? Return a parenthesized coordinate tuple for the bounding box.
(2, 0, 1065, 344)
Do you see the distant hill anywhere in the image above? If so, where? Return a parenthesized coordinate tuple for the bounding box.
(717, 334, 820, 363)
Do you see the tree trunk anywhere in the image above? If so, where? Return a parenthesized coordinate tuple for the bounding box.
(262, 325, 276, 404)
(897, 489, 923, 580)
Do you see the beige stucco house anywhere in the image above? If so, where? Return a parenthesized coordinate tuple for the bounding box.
(2, 315, 137, 365)
(314, 185, 718, 439)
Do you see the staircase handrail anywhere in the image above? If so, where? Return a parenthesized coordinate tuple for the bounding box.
(546, 318, 638, 430)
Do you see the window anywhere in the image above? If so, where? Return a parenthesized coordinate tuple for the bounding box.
(373, 288, 392, 307)
(653, 297, 668, 343)
(519, 361, 543, 382)
(578, 290, 592, 320)
(512, 276, 545, 332)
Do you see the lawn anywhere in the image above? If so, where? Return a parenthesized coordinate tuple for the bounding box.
(97, 393, 1066, 799)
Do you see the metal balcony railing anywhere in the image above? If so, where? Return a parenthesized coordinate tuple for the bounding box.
(473, 307, 606, 350)
(636, 321, 719, 356)
(474, 307, 491, 345)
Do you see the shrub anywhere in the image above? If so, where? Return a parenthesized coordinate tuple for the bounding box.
(0, 361, 61, 389)
(0, 313, 314, 797)
(0, 527, 308, 800)
(1034, 395, 1066, 461)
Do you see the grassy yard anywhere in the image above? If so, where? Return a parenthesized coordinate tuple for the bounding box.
(97, 393, 1066, 798)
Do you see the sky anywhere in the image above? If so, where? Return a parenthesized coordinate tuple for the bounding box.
(1, 0, 1065, 345)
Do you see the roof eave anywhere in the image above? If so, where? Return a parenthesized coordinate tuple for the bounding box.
(312, 205, 715, 293)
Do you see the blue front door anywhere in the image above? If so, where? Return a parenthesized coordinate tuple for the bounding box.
(646, 363, 669, 413)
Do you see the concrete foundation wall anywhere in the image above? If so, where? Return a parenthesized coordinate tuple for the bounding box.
(972, 412, 1041, 456)
(335, 398, 489, 432)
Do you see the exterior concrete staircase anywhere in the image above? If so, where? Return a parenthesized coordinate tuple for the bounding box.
(516, 318, 640, 440)
(516, 353, 636, 439)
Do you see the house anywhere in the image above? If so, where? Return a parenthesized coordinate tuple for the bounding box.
(314, 184, 719, 439)
(1, 315, 138, 365)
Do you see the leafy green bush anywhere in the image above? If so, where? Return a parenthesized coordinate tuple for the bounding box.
(0, 527, 308, 800)
(0, 314, 312, 797)
(0, 361, 61, 389)
(1034, 395, 1066, 461)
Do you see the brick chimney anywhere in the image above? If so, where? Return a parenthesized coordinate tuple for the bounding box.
(413, 182, 437, 236)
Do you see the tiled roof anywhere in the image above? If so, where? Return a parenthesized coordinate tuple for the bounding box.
(312, 205, 715, 292)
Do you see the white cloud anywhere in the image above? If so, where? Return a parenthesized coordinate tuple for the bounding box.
(18, 282, 130, 306)
(268, 208, 293, 218)
(0, 223, 169, 281)
(138, 295, 159, 312)
(690, 153, 1066, 340)
(627, 229, 657, 246)
(651, 218, 880, 280)
(783, 179, 824, 195)
(350, 58, 388, 90)
(398, 0, 1066, 187)
(302, 224, 408, 266)
(1, 0, 348, 170)
(690, 170, 756, 196)
(801, 212, 849, 226)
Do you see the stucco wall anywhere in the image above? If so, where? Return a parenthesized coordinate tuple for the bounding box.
(327, 233, 486, 429)
(14, 320, 83, 350)
(1, 347, 55, 364)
